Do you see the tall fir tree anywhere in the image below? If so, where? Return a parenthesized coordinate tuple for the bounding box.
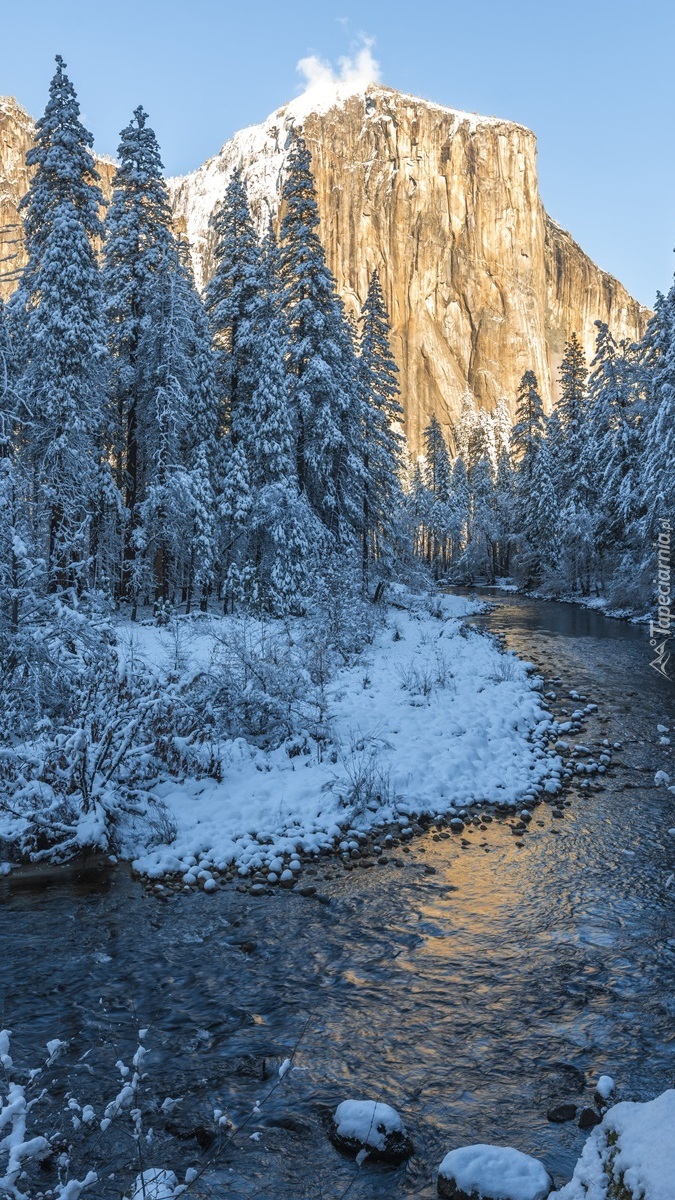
(17, 57, 107, 591)
(103, 106, 175, 596)
(359, 270, 405, 580)
(557, 332, 588, 497)
(205, 168, 264, 442)
(511, 370, 545, 479)
(278, 130, 361, 542)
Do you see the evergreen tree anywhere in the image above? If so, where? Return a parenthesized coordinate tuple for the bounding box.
(517, 439, 559, 587)
(0, 300, 18, 458)
(17, 58, 107, 591)
(494, 445, 514, 576)
(511, 370, 545, 479)
(278, 131, 361, 542)
(557, 332, 588, 496)
(359, 270, 405, 579)
(422, 416, 453, 573)
(468, 409, 497, 472)
(20, 57, 104, 281)
(103, 106, 175, 596)
(205, 168, 264, 441)
(641, 287, 675, 542)
(450, 456, 470, 559)
(462, 457, 496, 582)
(493, 397, 512, 458)
(219, 440, 253, 611)
(134, 244, 217, 609)
(586, 322, 642, 565)
(452, 391, 478, 462)
(423, 415, 452, 499)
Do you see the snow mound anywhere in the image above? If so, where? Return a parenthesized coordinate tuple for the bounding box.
(595, 1075, 614, 1102)
(333, 1100, 405, 1151)
(551, 1090, 675, 1200)
(438, 1144, 552, 1200)
(330, 1099, 413, 1162)
(131, 1169, 177, 1199)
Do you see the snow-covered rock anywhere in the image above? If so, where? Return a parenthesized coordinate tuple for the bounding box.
(330, 1099, 413, 1163)
(594, 1075, 615, 1103)
(131, 1169, 177, 1199)
(551, 1090, 675, 1200)
(437, 1144, 552, 1200)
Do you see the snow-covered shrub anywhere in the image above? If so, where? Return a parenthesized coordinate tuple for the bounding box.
(0, 603, 176, 861)
(197, 615, 330, 750)
(329, 729, 395, 816)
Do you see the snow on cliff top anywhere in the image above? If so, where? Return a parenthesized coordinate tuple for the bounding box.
(168, 82, 522, 288)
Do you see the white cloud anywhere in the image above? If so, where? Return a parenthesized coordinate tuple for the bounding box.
(289, 37, 381, 121)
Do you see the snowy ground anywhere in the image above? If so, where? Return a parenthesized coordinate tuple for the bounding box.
(550, 1089, 675, 1200)
(117, 590, 560, 882)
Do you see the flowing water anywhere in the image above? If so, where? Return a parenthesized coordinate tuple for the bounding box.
(1, 594, 674, 1198)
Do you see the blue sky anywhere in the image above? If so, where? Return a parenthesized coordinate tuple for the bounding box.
(1, 0, 669, 306)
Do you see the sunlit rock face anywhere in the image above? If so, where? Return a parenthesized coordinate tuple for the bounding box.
(1, 87, 649, 455)
(172, 85, 650, 453)
(0, 97, 34, 293)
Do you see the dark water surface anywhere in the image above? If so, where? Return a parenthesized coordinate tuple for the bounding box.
(2, 593, 675, 1198)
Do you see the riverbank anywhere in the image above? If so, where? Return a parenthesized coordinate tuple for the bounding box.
(0, 589, 563, 883)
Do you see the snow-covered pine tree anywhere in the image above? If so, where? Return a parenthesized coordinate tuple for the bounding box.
(640, 284, 675, 555)
(0, 300, 18, 458)
(516, 438, 559, 587)
(135, 243, 218, 612)
(246, 259, 317, 614)
(585, 321, 643, 575)
(451, 391, 479, 463)
(424, 415, 452, 499)
(358, 270, 405, 582)
(510, 370, 545, 479)
(422, 415, 453, 573)
(468, 409, 497, 472)
(494, 445, 514, 577)
(462, 457, 496, 582)
(278, 130, 361, 543)
(556, 332, 588, 497)
(103, 106, 175, 597)
(0, 301, 41, 639)
(20, 57, 104, 283)
(219, 439, 253, 611)
(493, 397, 512, 459)
(17, 58, 108, 592)
(449, 455, 470, 562)
(205, 167, 263, 442)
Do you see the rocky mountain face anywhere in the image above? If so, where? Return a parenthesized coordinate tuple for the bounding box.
(0, 97, 35, 292)
(1, 86, 650, 455)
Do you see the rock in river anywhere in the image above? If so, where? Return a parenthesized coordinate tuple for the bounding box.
(330, 1100, 413, 1163)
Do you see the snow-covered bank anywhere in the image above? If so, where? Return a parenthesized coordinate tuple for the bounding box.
(550, 1090, 675, 1200)
(0, 590, 562, 880)
(127, 591, 560, 881)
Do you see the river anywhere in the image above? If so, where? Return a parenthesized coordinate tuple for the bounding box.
(1, 593, 674, 1198)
